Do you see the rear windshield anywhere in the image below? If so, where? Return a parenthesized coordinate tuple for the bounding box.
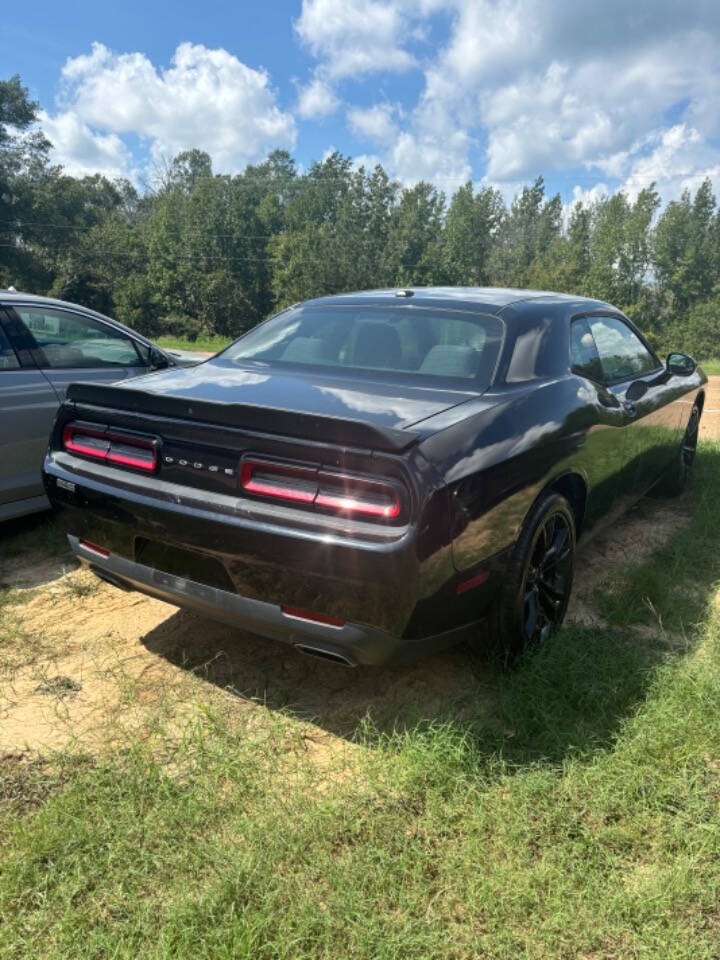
(219, 305, 504, 385)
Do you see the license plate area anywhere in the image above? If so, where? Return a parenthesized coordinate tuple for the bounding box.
(134, 538, 237, 594)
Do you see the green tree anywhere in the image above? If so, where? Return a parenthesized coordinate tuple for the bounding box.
(443, 183, 503, 285)
(0, 74, 51, 287)
(383, 180, 445, 286)
(489, 177, 561, 286)
(653, 180, 716, 316)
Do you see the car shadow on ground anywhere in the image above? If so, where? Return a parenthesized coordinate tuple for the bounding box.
(139, 575, 686, 759)
(141, 608, 503, 742)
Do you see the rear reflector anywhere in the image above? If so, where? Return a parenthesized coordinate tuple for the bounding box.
(79, 540, 110, 558)
(456, 570, 489, 595)
(241, 458, 403, 522)
(63, 423, 157, 473)
(282, 605, 346, 628)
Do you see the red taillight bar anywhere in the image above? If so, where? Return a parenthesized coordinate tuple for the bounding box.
(240, 458, 404, 522)
(240, 460, 317, 504)
(63, 424, 109, 459)
(62, 423, 157, 473)
(315, 488, 401, 520)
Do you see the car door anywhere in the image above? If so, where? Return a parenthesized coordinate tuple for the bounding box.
(7, 304, 150, 402)
(569, 315, 633, 526)
(0, 309, 60, 514)
(585, 313, 683, 499)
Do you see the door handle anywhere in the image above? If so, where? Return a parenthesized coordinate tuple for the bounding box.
(622, 400, 637, 418)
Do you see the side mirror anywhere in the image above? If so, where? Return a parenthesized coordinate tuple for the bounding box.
(149, 346, 170, 370)
(666, 352, 696, 377)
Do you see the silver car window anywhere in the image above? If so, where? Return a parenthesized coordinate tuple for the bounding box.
(0, 324, 20, 370)
(14, 307, 141, 369)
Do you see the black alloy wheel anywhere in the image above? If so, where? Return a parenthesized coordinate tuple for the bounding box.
(681, 405, 700, 473)
(521, 509, 574, 647)
(656, 403, 701, 497)
(487, 491, 576, 664)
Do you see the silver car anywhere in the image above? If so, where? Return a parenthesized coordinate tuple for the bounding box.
(0, 290, 204, 521)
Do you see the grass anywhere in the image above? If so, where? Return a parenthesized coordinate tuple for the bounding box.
(700, 359, 720, 375)
(1, 446, 720, 958)
(156, 334, 232, 355)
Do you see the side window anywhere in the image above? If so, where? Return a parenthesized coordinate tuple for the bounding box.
(13, 307, 141, 369)
(0, 324, 20, 370)
(570, 317, 603, 382)
(587, 315, 658, 382)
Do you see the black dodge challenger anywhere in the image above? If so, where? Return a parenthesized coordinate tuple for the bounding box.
(43, 288, 706, 666)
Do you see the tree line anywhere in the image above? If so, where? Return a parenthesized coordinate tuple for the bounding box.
(2, 75, 719, 357)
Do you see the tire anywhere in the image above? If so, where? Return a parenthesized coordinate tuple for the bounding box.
(654, 404, 700, 497)
(487, 492, 576, 665)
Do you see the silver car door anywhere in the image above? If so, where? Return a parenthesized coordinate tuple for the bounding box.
(0, 311, 59, 513)
(8, 304, 150, 402)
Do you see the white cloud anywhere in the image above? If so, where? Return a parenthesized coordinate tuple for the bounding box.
(46, 42, 296, 178)
(298, 0, 720, 194)
(38, 1, 720, 200)
(386, 129, 472, 187)
(425, 2, 720, 185)
(294, 0, 417, 79)
(40, 109, 136, 180)
(297, 77, 340, 119)
(570, 183, 610, 207)
(352, 153, 384, 172)
(620, 124, 720, 202)
(347, 103, 399, 143)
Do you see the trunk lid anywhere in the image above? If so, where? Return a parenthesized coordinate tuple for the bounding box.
(66, 361, 482, 452)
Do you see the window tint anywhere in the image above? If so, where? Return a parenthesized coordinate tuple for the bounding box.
(220, 305, 503, 384)
(570, 317, 603, 381)
(14, 307, 141, 369)
(586, 316, 658, 382)
(0, 324, 20, 370)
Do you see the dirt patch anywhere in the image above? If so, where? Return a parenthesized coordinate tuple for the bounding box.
(0, 575, 203, 754)
(699, 377, 720, 441)
(567, 494, 692, 625)
(0, 549, 77, 590)
(0, 568, 495, 754)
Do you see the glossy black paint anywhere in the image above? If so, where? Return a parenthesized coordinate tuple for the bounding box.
(42, 288, 707, 665)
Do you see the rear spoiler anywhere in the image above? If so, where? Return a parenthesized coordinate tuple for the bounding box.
(66, 382, 419, 454)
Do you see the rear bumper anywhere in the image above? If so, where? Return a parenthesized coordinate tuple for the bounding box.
(69, 535, 479, 667)
(44, 448, 506, 665)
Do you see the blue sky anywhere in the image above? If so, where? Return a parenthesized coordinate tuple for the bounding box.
(3, 0, 720, 205)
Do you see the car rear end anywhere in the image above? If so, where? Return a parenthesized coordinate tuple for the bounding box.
(42, 384, 463, 666)
(43, 294, 512, 665)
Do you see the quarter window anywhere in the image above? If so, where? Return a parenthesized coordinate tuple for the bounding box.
(0, 324, 20, 370)
(586, 316, 658, 382)
(13, 307, 141, 369)
(570, 318, 603, 382)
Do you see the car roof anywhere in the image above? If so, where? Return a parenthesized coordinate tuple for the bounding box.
(301, 286, 615, 315)
(0, 290, 152, 345)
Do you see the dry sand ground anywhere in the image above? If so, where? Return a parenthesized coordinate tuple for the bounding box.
(1, 380, 716, 759)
